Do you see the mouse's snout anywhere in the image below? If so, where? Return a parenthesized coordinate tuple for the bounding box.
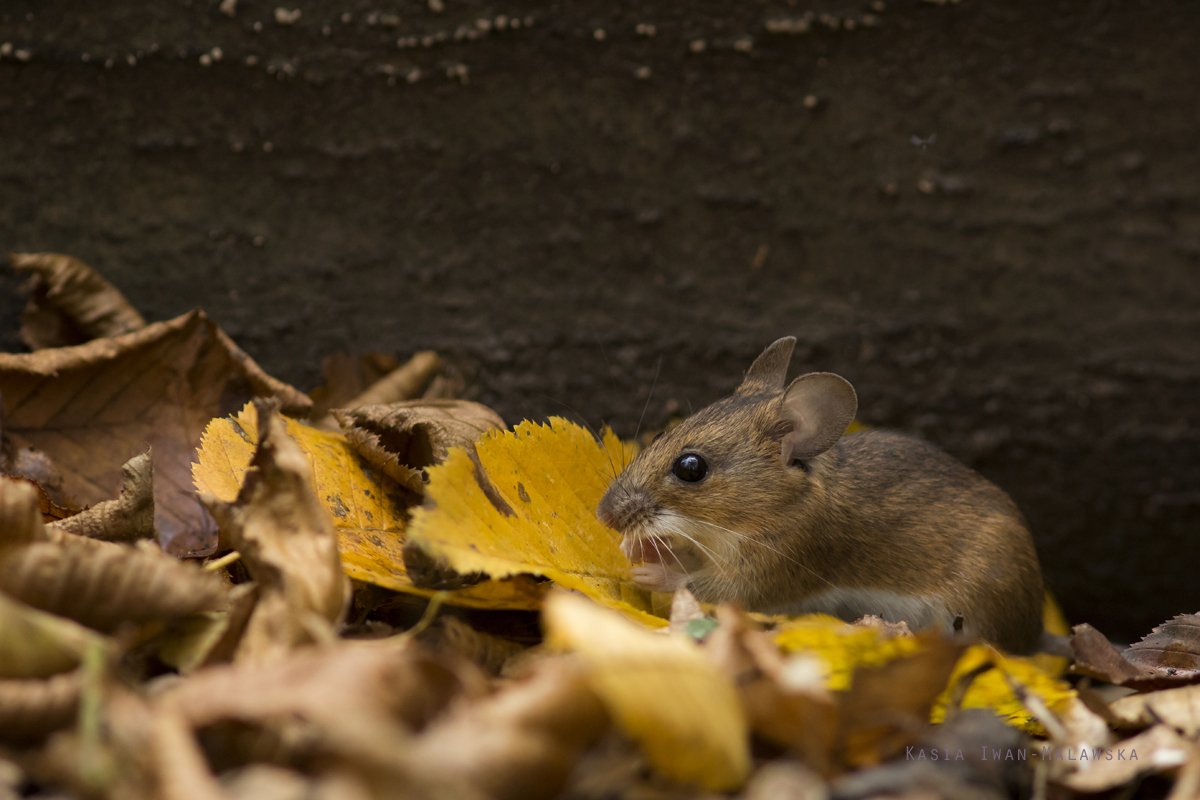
(596, 482, 654, 533)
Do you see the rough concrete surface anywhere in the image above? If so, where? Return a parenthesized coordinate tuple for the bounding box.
(1, 0, 1198, 641)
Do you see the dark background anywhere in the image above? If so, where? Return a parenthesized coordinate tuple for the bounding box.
(2, 0, 1197, 642)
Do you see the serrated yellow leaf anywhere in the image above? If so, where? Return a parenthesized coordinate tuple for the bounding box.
(192, 403, 544, 610)
(407, 417, 666, 626)
(544, 592, 749, 791)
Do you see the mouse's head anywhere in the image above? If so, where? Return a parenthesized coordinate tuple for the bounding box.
(596, 337, 857, 595)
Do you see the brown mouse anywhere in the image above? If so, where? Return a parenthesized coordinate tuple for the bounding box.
(596, 337, 1044, 654)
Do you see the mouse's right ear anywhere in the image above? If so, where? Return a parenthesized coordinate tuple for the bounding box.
(735, 336, 797, 396)
(777, 372, 857, 464)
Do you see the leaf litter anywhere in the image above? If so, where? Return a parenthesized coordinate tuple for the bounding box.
(0, 252, 1197, 800)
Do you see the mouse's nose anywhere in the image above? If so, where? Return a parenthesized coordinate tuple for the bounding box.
(596, 496, 619, 529)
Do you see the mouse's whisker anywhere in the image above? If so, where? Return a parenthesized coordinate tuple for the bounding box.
(684, 517, 840, 592)
(648, 532, 692, 578)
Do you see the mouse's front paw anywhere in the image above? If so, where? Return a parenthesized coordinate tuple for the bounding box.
(631, 563, 690, 593)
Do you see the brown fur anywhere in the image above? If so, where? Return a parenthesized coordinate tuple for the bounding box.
(596, 339, 1044, 654)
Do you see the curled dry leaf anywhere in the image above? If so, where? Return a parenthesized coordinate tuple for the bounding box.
(407, 418, 664, 625)
(10, 252, 147, 350)
(1052, 724, 1193, 793)
(201, 401, 349, 662)
(308, 352, 401, 419)
(340, 351, 443, 410)
(406, 659, 609, 800)
(333, 399, 506, 494)
(1124, 614, 1200, 680)
(0, 475, 227, 633)
(0, 592, 102, 680)
(0, 669, 83, 746)
(195, 402, 543, 610)
(48, 451, 155, 543)
(1109, 683, 1200, 737)
(423, 616, 528, 675)
(0, 309, 311, 556)
(543, 591, 750, 791)
(1069, 622, 1152, 684)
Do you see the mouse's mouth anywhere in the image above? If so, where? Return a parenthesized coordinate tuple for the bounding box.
(620, 532, 705, 571)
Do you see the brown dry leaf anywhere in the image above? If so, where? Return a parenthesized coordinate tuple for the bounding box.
(48, 451, 154, 543)
(201, 401, 350, 662)
(0, 669, 82, 746)
(1069, 622, 1151, 684)
(406, 659, 609, 800)
(835, 633, 967, 769)
(341, 351, 443, 409)
(0, 475, 227, 633)
(1125, 614, 1200, 679)
(0, 592, 101, 679)
(1052, 724, 1192, 793)
(333, 400, 506, 494)
(308, 352, 401, 419)
(705, 606, 837, 775)
(543, 591, 751, 791)
(157, 638, 489, 800)
(1110, 684, 1200, 737)
(155, 583, 260, 673)
(423, 616, 528, 675)
(0, 309, 311, 556)
(10, 252, 147, 350)
(314, 351, 443, 429)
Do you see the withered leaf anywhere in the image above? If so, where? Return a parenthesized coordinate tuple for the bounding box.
(333, 400, 506, 494)
(1124, 614, 1200, 678)
(315, 350, 443, 430)
(308, 352, 401, 420)
(835, 634, 967, 769)
(0, 591, 101, 680)
(0, 309, 311, 555)
(1069, 623, 1151, 684)
(10, 252, 146, 350)
(0, 476, 227, 633)
(48, 451, 155, 543)
(1052, 724, 1193, 793)
(0, 669, 82, 745)
(705, 607, 837, 775)
(406, 659, 609, 800)
(341, 351, 443, 409)
(1109, 683, 1200, 737)
(201, 401, 350, 662)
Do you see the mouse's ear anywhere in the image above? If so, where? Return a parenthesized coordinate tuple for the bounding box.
(735, 336, 797, 396)
(777, 372, 857, 463)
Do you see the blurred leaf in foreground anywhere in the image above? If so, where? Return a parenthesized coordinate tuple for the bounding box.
(0, 309, 310, 556)
(407, 418, 662, 624)
(543, 591, 750, 791)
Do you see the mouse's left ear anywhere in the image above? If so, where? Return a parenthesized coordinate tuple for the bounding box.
(777, 373, 857, 464)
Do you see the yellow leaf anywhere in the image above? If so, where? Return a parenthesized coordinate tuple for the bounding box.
(407, 417, 666, 626)
(543, 592, 750, 791)
(773, 613, 1075, 734)
(192, 403, 544, 610)
(930, 645, 1076, 733)
(774, 615, 927, 691)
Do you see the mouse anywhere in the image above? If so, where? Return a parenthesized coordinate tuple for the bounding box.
(595, 337, 1044, 654)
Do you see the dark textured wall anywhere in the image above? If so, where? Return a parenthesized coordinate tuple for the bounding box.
(2, 0, 1197, 641)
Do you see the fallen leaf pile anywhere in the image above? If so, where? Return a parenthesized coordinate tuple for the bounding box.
(1, 252, 1198, 800)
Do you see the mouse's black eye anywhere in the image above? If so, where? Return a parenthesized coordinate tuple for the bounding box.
(672, 453, 707, 482)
